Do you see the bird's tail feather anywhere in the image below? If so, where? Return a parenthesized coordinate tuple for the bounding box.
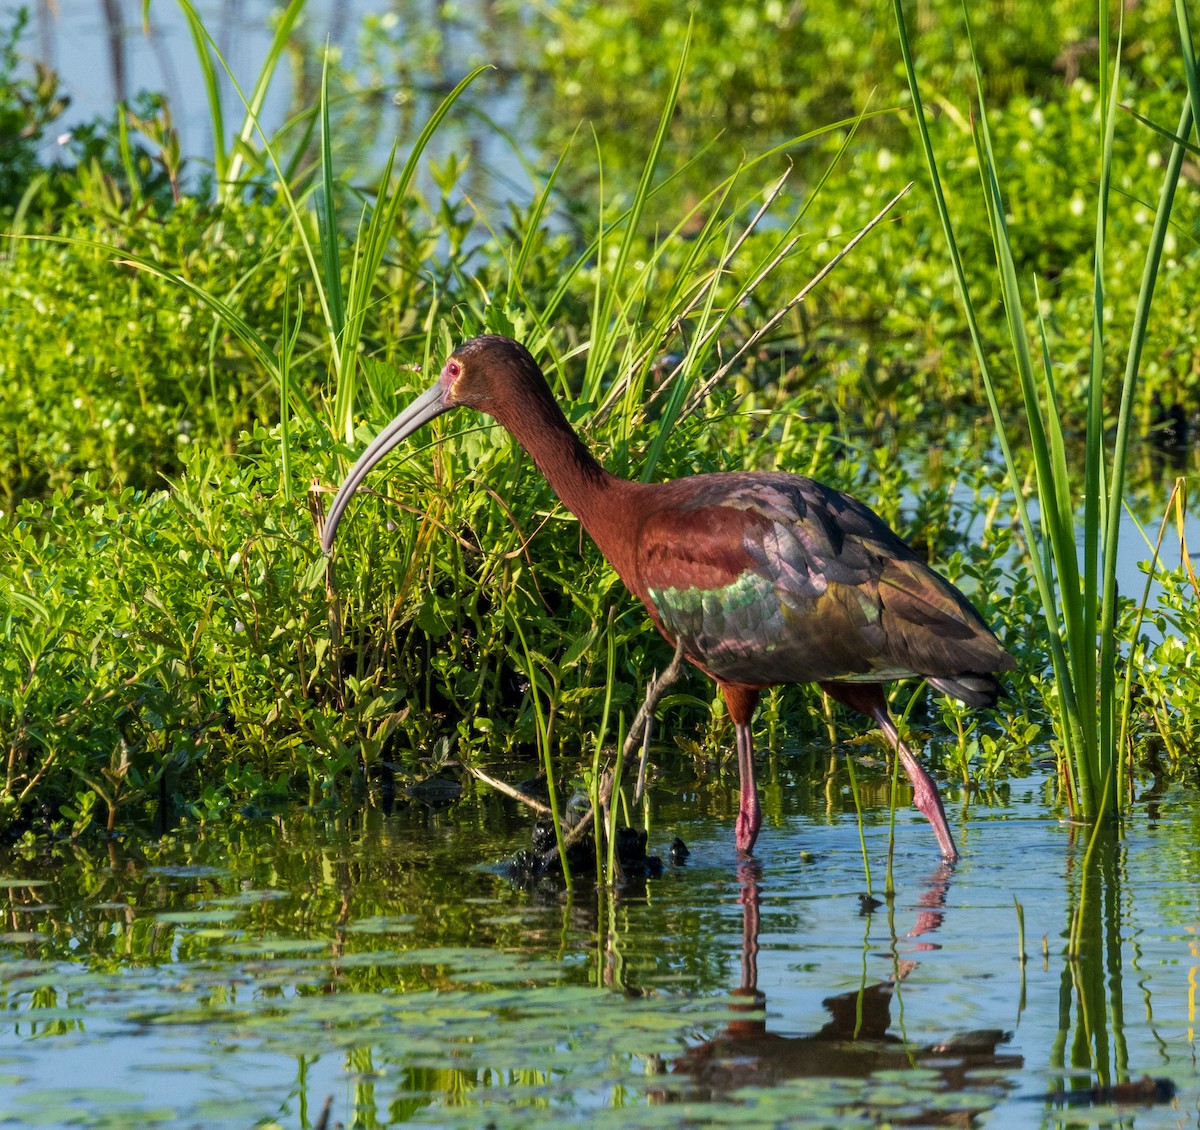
(929, 673, 1005, 708)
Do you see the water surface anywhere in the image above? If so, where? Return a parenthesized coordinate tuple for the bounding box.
(1, 761, 1197, 1127)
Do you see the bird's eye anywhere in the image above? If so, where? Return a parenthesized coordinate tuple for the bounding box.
(446, 360, 461, 379)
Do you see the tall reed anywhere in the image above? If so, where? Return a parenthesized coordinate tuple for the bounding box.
(892, 0, 1196, 821)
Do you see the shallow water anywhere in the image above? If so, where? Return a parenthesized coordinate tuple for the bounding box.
(2, 759, 1197, 1129)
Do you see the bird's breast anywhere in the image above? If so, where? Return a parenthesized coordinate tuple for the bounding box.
(648, 572, 817, 683)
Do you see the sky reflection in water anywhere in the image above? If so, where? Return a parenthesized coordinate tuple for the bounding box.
(0, 766, 1197, 1128)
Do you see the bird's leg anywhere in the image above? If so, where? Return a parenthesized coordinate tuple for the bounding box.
(875, 710, 958, 862)
(721, 683, 764, 855)
(822, 683, 959, 862)
(734, 720, 761, 854)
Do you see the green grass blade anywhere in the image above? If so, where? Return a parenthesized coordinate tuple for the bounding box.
(1177, 0, 1200, 131)
(223, 0, 306, 192)
(638, 231, 727, 481)
(519, 111, 890, 388)
(1119, 104, 1200, 156)
(1099, 89, 1193, 810)
(335, 142, 398, 438)
(114, 247, 318, 425)
(892, 0, 1084, 803)
(155, 11, 488, 444)
(968, 108, 1092, 806)
(1079, 0, 1122, 803)
(509, 614, 572, 892)
(965, 1, 1098, 806)
(582, 17, 692, 400)
(508, 127, 582, 304)
(330, 65, 489, 442)
(164, 6, 339, 374)
(393, 66, 493, 203)
(277, 283, 296, 500)
(1117, 484, 1184, 767)
(174, 0, 228, 185)
(1032, 282, 1077, 590)
(318, 56, 346, 346)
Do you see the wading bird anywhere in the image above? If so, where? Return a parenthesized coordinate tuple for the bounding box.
(322, 335, 1015, 860)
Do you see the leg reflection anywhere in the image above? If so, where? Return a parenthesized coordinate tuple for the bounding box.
(668, 857, 1022, 1112)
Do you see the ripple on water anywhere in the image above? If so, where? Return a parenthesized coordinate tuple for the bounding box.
(0, 768, 1195, 1128)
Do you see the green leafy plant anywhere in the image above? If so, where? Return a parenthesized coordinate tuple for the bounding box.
(4, 0, 1198, 842)
(892, 0, 1197, 821)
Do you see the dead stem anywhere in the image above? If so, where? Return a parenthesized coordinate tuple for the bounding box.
(464, 638, 688, 876)
(466, 764, 555, 817)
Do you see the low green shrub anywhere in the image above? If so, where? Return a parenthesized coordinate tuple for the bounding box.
(2, 0, 1196, 840)
(3, 372, 1059, 836)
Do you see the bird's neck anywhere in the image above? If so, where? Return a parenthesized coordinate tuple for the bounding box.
(489, 391, 643, 579)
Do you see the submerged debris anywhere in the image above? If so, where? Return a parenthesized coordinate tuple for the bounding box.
(1031, 1075, 1177, 1107)
(405, 776, 463, 806)
(506, 823, 686, 887)
(613, 826, 664, 879)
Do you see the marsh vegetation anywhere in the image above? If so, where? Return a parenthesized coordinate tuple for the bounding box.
(0, 0, 1198, 1122)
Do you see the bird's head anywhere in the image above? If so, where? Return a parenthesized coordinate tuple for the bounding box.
(320, 334, 536, 554)
(438, 334, 542, 412)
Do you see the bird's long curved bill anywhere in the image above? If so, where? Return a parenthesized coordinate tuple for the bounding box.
(320, 381, 450, 553)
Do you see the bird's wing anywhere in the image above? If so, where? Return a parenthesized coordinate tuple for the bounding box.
(635, 475, 1006, 687)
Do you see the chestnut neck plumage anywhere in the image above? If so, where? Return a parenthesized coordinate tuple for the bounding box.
(474, 355, 647, 586)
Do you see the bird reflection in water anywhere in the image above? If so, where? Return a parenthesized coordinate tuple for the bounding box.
(659, 862, 1023, 1123)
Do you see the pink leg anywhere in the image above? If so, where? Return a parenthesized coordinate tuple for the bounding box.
(876, 711, 959, 861)
(734, 720, 762, 855)
(822, 682, 959, 862)
(720, 684, 764, 856)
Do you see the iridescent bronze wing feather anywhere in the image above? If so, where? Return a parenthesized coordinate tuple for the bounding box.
(634, 472, 1013, 698)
